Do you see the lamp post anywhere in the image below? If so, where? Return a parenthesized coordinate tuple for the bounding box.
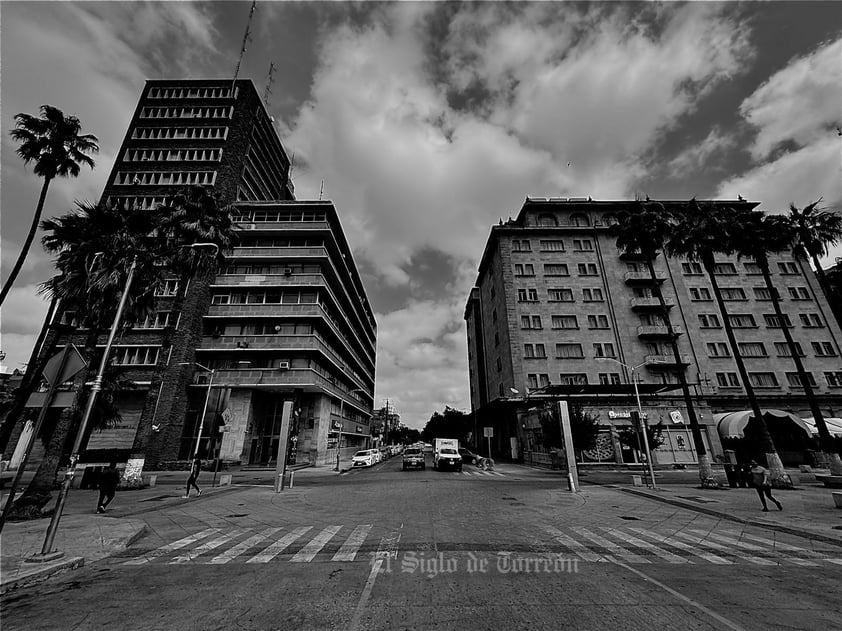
(178, 362, 215, 461)
(38, 255, 138, 560)
(336, 388, 367, 471)
(597, 357, 657, 489)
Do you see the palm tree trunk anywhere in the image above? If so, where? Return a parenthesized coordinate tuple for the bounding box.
(757, 259, 842, 475)
(646, 257, 718, 488)
(704, 257, 791, 487)
(0, 295, 61, 454)
(0, 177, 52, 308)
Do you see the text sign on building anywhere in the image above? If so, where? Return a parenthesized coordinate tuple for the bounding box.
(608, 410, 648, 420)
(483, 427, 494, 438)
(669, 410, 684, 424)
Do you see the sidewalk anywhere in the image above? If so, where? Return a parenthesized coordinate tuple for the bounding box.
(0, 463, 315, 594)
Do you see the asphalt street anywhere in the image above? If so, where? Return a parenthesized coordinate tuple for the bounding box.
(2, 456, 841, 631)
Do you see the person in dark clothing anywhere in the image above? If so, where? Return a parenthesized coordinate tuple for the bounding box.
(97, 462, 121, 514)
(184, 457, 202, 498)
(749, 460, 782, 511)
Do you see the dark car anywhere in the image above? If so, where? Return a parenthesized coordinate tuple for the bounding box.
(402, 447, 425, 470)
(459, 448, 479, 465)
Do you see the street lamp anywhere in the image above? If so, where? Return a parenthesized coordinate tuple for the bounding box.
(596, 357, 657, 489)
(179, 361, 215, 461)
(336, 388, 367, 471)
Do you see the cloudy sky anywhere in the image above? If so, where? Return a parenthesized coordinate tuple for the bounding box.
(1, 1, 840, 428)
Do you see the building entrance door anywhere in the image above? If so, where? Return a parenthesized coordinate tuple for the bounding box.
(247, 393, 285, 466)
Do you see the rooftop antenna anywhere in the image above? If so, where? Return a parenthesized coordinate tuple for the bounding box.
(231, 0, 257, 93)
(263, 61, 276, 107)
(319, 179, 325, 201)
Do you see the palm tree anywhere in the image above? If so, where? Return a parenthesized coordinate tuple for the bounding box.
(668, 199, 791, 487)
(130, 187, 234, 473)
(9, 200, 167, 514)
(783, 199, 842, 307)
(2, 105, 99, 308)
(611, 200, 719, 488)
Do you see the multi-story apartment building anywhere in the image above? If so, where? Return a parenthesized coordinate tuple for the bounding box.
(465, 197, 842, 466)
(7, 79, 375, 471)
(371, 403, 400, 446)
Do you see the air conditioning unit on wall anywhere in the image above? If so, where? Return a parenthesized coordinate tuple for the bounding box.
(278, 361, 290, 370)
(195, 374, 210, 385)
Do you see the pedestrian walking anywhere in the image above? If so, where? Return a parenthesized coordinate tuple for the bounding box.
(749, 460, 782, 511)
(96, 461, 121, 514)
(184, 456, 202, 498)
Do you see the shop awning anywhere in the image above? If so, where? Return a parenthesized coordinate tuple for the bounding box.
(801, 417, 842, 437)
(714, 409, 813, 439)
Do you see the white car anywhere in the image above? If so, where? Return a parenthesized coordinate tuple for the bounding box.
(352, 450, 378, 467)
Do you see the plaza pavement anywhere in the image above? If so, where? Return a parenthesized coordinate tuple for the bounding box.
(1, 460, 840, 595)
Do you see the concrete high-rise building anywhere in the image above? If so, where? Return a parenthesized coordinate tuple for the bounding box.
(6, 79, 375, 472)
(465, 197, 842, 466)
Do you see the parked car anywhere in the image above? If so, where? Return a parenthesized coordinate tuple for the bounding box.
(402, 447, 425, 470)
(459, 448, 479, 465)
(352, 450, 378, 467)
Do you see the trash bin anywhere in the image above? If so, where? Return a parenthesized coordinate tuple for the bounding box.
(550, 450, 560, 470)
(724, 464, 737, 488)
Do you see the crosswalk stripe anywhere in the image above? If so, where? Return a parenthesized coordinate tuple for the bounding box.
(247, 526, 312, 564)
(598, 527, 688, 564)
(671, 531, 776, 566)
(208, 527, 283, 565)
(333, 524, 373, 561)
(124, 528, 219, 565)
(544, 525, 605, 562)
(572, 527, 650, 564)
(732, 531, 842, 566)
(628, 528, 732, 565)
(376, 528, 401, 560)
(291, 526, 343, 563)
(689, 530, 818, 567)
(170, 529, 247, 564)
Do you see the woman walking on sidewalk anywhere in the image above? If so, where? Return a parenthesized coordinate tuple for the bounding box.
(750, 460, 782, 511)
(183, 457, 202, 498)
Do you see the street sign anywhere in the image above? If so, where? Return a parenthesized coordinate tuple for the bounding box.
(221, 408, 233, 424)
(42, 345, 87, 386)
(483, 427, 493, 438)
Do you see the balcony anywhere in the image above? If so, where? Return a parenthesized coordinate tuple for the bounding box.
(630, 297, 674, 310)
(637, 324, 683, 338)
(620, 250, 660, 261)
(644, 353, 692, 367)
(211, 273, 326, 288)
(624, 270, 666, 284)
(228, 246, 328, 258)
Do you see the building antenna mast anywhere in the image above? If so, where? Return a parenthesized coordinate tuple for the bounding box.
(319, 179, 325, 200)
(232, 0, 257, 92)
(263, 61, 276, 106)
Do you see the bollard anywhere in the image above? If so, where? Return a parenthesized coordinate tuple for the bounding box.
(632, 475, 643, 487)
(289, 471, 295, 489)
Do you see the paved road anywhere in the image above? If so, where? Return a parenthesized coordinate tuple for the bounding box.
(3, 456, 841, 630)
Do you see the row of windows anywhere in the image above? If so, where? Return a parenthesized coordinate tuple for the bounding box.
(115, 171, 217, 186)
(131, 126, 228, 141)
(236, 237, 325, 248)
(523, 343, 617, 359)
(515, 263, 598, 277)
(210, 323, 314, 336)
(689, 286, 812, 301)
(124, 148, 222, 162)
(520, 314, 610, 330)
(518, 287, 605, 302)
(211, 290, 319, 305)
(511, 239, 593, 252)
(233, 210, 328, 222)
(147, 86, 235, 100)
(697, 313, 823, 329)
(682, 261, 800, 276)
(106, 196, 168, 211)
(706, 341, 836, 358)
(112, 346, 161, 366)
(139, 106, 233, 120)
(220, 263, 321, 275)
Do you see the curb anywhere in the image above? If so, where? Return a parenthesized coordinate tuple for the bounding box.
(616, 485, 842, 548)
(0, 557, 85, 595)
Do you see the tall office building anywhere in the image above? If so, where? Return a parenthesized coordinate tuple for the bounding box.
(465, 197, 842, 466)
(7, 79, 375, 471)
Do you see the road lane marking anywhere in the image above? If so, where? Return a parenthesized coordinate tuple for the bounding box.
(291, 525, 343, 563)
(628, 528, 732, 565)
(348, 527, 403, 631)
(123, 528, 219, 565)
(688, 530, 818, 567)
(333, 524, 373, 562)
(544, 526, 605, 563)
(671, 531, 776, 566)
(572, 527, 650, 564)
(375, 528, 402, 560)
(207, 527, 282, 565)
(732, 531, 842, 565)
(609, 558, 749, 631)
(169, 529, 247, 564)
(598, 527, 688, 564)
(247, 526, 312, 564)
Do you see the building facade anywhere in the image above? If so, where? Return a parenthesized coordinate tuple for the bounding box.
(8, 79, 375, 471)
(465, 197, 842, 466)
(371, 403, 400, 446)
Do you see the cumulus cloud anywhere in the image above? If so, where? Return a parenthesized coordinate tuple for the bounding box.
(668, 127, 736, 176)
